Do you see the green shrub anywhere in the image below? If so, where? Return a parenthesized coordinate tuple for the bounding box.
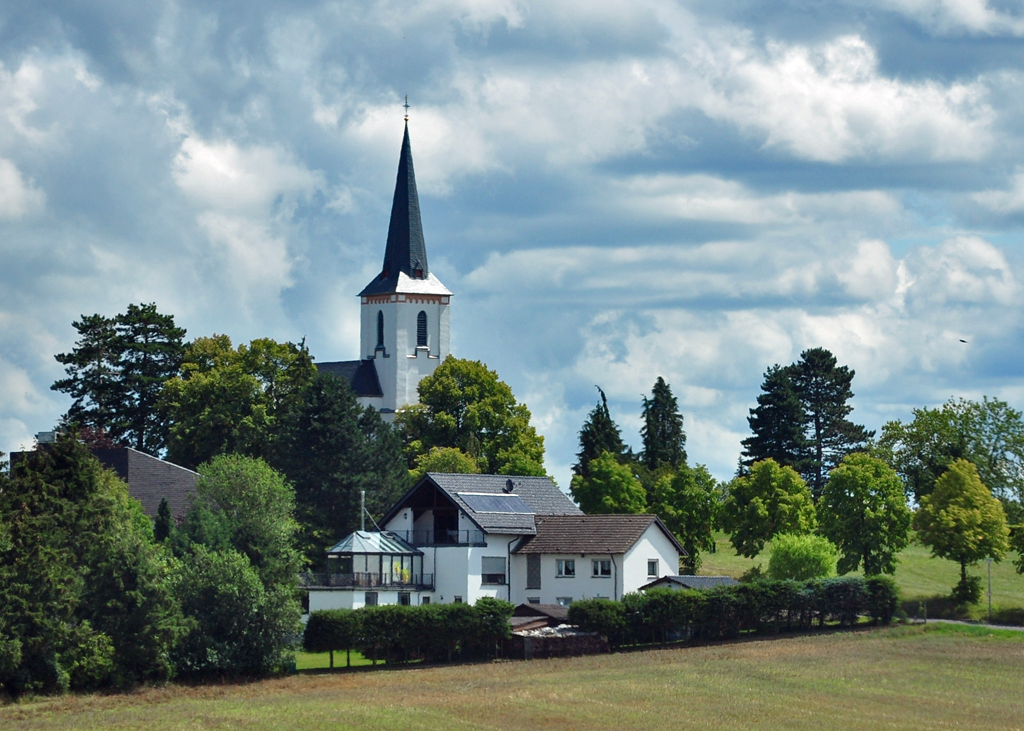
(767, 534, 837, 581)
(865, 576, 900, 625)
(303, 610, 360, 668)
(567, 599, 627, 648)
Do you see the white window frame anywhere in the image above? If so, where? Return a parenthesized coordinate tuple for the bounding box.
(647, 559, 659, 578)
(592, 559, 611, 577)
(556, 597, 572, 607)
(556, 559, 576, 578)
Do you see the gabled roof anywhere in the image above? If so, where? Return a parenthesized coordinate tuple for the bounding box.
(640, 575, 740, 591)
(513, 603, 569, 621)
(381, 473, 582, 536)
(90, 447, 199, 519)
(360, 123, 448, 297)
(327, 531, 421, 556)
(512, 514, 686, 556)
(316, 360, 384, 398)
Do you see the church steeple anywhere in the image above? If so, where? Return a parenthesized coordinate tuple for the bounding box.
(383, 122, 428, 279)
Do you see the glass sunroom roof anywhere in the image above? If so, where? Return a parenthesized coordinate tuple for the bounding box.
(326, 530, 421, 555)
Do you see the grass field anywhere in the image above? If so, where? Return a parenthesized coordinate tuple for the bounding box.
(700, 532, 1024, 615)
(3, 624, 1023, 730)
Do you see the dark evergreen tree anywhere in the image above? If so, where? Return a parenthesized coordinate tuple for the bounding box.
(572, 386, 626, 478)
(154, 497, 172, 543)
(270, 374, 409, 566)
(52, 303, 186, 455)
(741, 365, 808, 470)
(640, 377, 686, 470)
(789, 348, 873, 498)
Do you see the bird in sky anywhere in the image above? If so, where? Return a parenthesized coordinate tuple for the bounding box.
(960, 339, 969, 343)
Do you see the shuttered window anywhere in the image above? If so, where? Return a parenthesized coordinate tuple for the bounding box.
(526, 555, 541, 589)
(481, 557, 506, 585)
(376, 311, 384, 347)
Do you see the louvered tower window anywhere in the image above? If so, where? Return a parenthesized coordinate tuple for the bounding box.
(417, 311, 428, 347)
(376, 311, 384, 347)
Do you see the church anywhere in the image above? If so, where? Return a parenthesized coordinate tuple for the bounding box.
(316, 120, 451, 419)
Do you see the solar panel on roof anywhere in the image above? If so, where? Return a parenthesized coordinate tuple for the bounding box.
(458, 493, 534, 514)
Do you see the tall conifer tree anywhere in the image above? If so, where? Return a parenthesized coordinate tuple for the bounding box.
(573, 386, 626, 478)
(741, 365, 808, 470)
(640, 377, 686, 470)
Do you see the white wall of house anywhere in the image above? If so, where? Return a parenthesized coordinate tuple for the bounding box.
(621, 524, 681, 595)
(509, 553, 622, 606)
(308, 588, 424, 612)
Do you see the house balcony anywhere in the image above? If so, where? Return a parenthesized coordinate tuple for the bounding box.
(300, 572, 435, 590)
(390, 529, 486, 547)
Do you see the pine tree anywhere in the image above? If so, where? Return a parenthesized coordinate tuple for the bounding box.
(640, 377, 686, 470)
(154, 498, 172, 543)
(573, 386, 626, 478)
(790, 348, 873, 498)
(741, 365, 808, 470)
(52, 303, 186, 455)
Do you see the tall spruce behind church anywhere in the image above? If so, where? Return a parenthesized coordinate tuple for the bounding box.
(318, 122, 451, 419)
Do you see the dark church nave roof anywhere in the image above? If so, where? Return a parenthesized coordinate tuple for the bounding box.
(316, 359, 384, 398)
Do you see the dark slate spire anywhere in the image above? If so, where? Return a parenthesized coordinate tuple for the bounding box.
(382, 122, 428, 279)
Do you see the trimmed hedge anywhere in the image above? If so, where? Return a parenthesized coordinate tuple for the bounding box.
(568, 576, 900, 647)
(303, 598, 513, 667)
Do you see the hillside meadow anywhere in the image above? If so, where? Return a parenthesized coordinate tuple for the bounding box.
(2, 624, 1022, 730)
(701, 533, 1024, 616)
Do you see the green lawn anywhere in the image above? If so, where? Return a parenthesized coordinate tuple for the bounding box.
(700, 532, 1024, 616)
(4, 625, 1023, 730)
(295, 650, 377, 670)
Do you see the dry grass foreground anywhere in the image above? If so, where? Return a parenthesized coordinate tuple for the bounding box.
(4, 625, 1024, 730)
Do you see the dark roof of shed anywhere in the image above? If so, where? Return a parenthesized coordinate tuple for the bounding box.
(316, 360, 384, 398)
(90, 447, 198, 519)
(640, 575, 740, 591)
(512, 514, 686, 555)
(381, 473, 582, 535)
(513, 603, 569, 620)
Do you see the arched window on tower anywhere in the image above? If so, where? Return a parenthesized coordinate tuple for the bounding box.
(417, 311, 428, 347)
(377, 311, 384, 348)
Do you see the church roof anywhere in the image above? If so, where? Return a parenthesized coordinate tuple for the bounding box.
(360, 123, 448, 297)
(316, 359, 384, 397)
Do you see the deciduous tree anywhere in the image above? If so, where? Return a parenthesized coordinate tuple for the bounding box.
(410, 446, 481, 480)
(767, 533, 837, 581)
(913, 459, 1009, 605)
(721, 459, 817, 558)
(570, 451, 647, 515)
(649, 465, 718, 573)
(819, 453, 911, 576)
(396, 357, 546, 476)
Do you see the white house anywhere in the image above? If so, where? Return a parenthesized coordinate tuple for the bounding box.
(304, 473, 684, 610)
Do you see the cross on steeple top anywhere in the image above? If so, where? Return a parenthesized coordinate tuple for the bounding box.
(404, 95, 409, 122)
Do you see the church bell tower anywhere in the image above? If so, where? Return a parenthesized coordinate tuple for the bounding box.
(357, 121, 451, 418)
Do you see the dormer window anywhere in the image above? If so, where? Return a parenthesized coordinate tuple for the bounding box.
(415, 268, 423, 278)
(417, 311, 428, 347)
(377, 311, 384, 347)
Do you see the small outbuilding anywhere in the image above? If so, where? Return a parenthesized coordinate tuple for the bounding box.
(639, 575, 740, 592)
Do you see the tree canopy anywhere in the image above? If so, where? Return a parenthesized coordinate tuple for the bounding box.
(640, 377, 686, 471)
(649, 464, 718, 573)
(720, 458, 817, 558)
(570, 451, 647, 515)
(0, 434, 184, 694)
(573, 386, 626, 479)
(818, 453, 911, 576)
(396, 357, 546, 476)
(52, 303, 186, 455)
(741, 364, 808, 472)
(913, 459, 1009, 605)
(269, 373, 408, 564)
(162, 335, 316, 469)
(875, 396, 1024, 505)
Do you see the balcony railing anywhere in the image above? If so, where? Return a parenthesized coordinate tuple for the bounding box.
(300, 572, 434, 590)
(390, 529, 486, 546)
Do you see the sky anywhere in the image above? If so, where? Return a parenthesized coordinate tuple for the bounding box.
(2, 0, 1024, 489)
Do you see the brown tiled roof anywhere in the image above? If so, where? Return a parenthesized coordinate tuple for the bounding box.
(512, 514, 685, 556)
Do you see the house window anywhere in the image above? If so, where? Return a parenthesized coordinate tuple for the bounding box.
(556, 597, 572, 607)
(454, 596, 463, 604)
(398, 592, 411, 606)
(481, 557, 506, 585)
(556, 559, 575, 578)
(647, 560, 659, 577)
(421, 596, 431, 605)
(526, 554, 541, 589)
(527, 597, 540, 604)
(365, 592, 378, 606)
(376, 311, 384, 347)
(592, 559, 611, 577)
(417, 311, 428, 347)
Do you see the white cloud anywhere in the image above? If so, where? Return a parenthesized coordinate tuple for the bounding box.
(871, 0, 1024, 36)
(0, 158, 45, 219)
(694, 34, 994, 162)
(973, 168, 1024, 213)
